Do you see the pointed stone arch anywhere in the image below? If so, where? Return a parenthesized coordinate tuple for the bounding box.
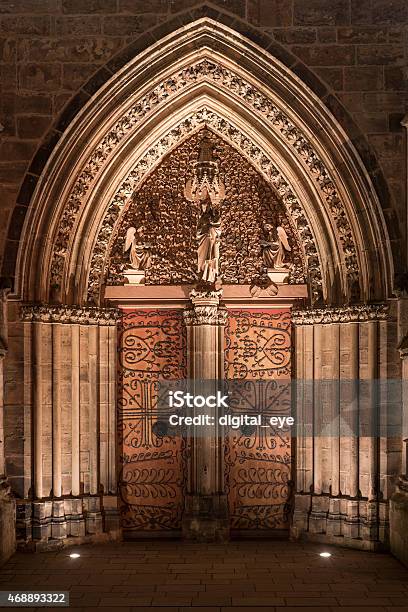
(1, 14, 402, 552)
(7, 16, 392, 306)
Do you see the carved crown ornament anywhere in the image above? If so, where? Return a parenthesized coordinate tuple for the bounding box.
(183, 305, 228, 327)
(47, 58, 359, 304)
(88, 111, 319, 304)
(291, 303, 389, 325)
(20, 304, 121, 325)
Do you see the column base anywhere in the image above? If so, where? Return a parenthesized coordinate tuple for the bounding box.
(0, 477, 16, 565)
(16, 495, 122, 548)
(390, 477, 408, 567)
(182, 493, 229, 542)
(291, 492, 389, 551)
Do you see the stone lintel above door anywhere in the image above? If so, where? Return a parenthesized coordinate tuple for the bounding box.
(104, 283, 308, 309)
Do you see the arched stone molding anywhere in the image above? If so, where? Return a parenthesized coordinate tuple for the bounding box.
(12, 19, 392, 307)
(85, 104, 328, 305)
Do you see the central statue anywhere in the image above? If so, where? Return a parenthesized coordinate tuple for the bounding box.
(196, 189, 221, 284)
(184, 130, 225, 289)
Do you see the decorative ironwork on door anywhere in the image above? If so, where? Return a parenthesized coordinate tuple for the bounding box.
(117, 309, 186, 534)
(224, 309, 292, 532)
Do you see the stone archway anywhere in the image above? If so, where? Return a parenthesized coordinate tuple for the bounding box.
(1, 18, 399, 550)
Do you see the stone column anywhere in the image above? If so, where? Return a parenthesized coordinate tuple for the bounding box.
(340, 321, 360, 540)
(17, 304, 121, 547)
(292, 304, 390, 549)
(0, 288, 16, 564)
(182, 289, 229, 541)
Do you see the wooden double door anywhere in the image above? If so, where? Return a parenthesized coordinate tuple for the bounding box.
(117, 308, 292, 538)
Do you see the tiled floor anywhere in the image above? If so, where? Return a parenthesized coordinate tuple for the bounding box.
(1, 540, 408, 611)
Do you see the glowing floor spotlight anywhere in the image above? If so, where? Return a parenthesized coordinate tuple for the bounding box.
(69, 553, 80, 558)
(319, 552, 332, 558)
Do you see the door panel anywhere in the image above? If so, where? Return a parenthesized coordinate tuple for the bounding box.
(117, 309, 186, 536)
(224, 309, 292, 532)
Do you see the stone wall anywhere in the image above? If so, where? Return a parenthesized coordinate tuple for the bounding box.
(0, 0, 407, 281)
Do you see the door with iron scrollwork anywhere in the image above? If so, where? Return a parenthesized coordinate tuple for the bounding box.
(117, 309, 187, 536)
(224, 309, 293, 534)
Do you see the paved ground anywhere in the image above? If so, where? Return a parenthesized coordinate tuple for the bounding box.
(0, 540, 408, 611)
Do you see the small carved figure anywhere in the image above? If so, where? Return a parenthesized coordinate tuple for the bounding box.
(196, 191, 221, 284)
(123, 227, 151, 271)
(261, 223, 291, 269)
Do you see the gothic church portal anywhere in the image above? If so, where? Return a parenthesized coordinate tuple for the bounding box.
(0, 8, 407, 569)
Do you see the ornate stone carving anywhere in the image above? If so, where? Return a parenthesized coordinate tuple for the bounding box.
(183, 287, 227, 326)
(123, 226, 151, 271)
(261, 224, 292, 270)
(93, 126, 309, 303)
(183, 305, 228, 327)
(186, 132, 225, 288)
(292, 303, 389, 325)
(196, 196, 222, 286)
(184, 132, 226, 208)
(48, 58, 358, 303)
(249, 269, 279, 298)
(20, 304, 120, 325)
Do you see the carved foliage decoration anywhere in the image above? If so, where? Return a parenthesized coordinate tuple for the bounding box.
(88, 111, 321, 303)
(89, 111, 321, 303)
(107, 130, 305, 289)
(20, 303, 120, 325)
(292, 303, 389, 325)
(48, 57, 359, 302)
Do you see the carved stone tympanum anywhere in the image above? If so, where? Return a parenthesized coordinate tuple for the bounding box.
(107, 129, 304, 296)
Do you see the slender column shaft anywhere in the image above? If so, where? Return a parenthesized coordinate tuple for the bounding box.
(99, 325, 109, 493)
(71, 324, 80, 496)
(108, 325, 117, 494)
(303, 324, 314, 493)
(88, 325, 98, 495)
(313, 323, 322, 495)
(331, 323, 340, 497)
(187, 319, 225, 495)
(349, 322, 359, 498)
(182, 292, 229, 541)
(367, 321, 378, 501)
(52, 323, 62, 498)
(294, 324, 304, 493)
(33, 322, 43, 499)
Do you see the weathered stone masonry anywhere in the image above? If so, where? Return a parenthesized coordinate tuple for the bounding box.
(0, 0, 406, 282)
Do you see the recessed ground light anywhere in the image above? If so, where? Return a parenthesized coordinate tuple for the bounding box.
(319, 552, 332, 558)
(69, 553, 80, 558)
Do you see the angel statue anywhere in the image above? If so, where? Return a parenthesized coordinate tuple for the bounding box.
(261, 223, 291, 269)
(123, 226, 151, 271)
(196, 190, 222, 285)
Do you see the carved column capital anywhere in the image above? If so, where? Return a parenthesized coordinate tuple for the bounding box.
(184, 289, 227, 326)
(292, 303, 389, 325)
(20, 304, 121, 326)
(183, 305, 228, 326)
